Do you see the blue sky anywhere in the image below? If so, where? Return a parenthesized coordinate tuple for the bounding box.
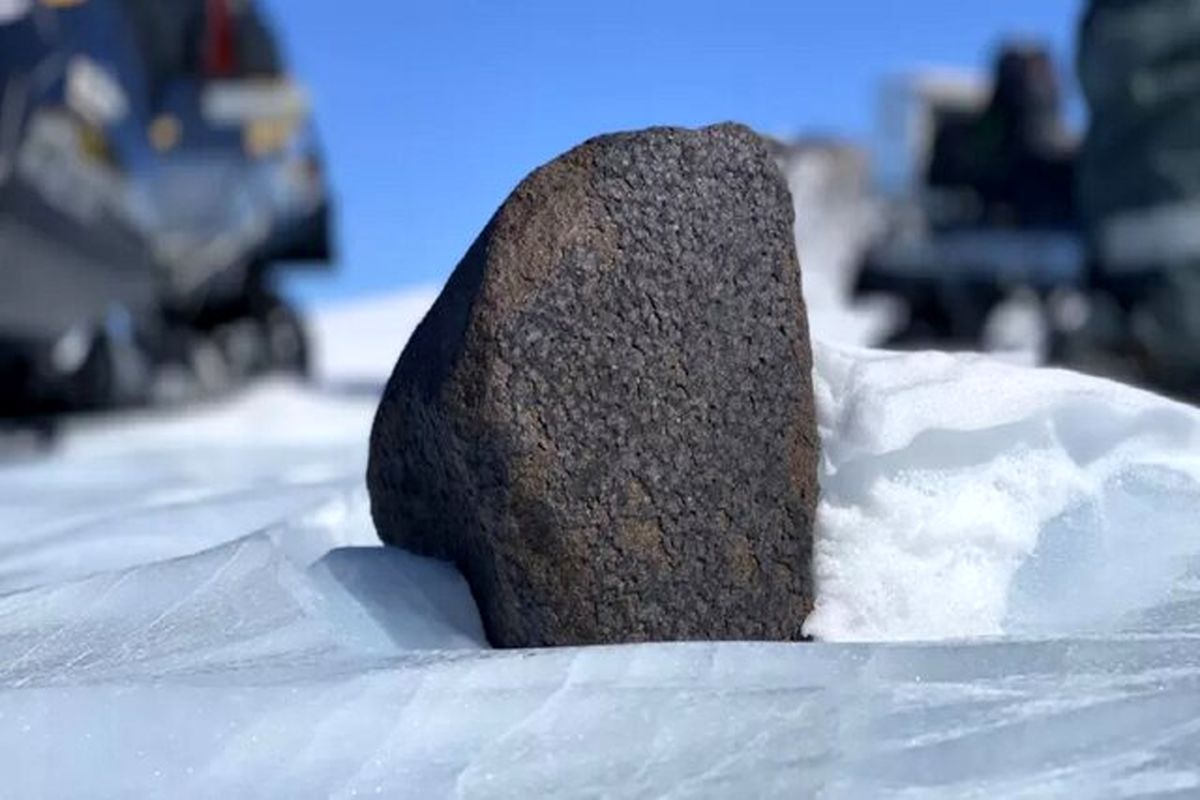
(264, 1, 1083, 302)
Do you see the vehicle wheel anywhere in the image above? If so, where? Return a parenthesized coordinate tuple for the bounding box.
(188, 334, 234, 396)
(215, 319, 271, 380)
(63, 329, 152, 411)
(262, 301, 311, 377)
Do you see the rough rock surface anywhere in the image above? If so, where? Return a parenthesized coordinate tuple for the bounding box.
(368, 123, 819, 647)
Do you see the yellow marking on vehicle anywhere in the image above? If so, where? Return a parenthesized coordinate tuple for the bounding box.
(244, 118, 295, 158)
(149, 115, 182, 152)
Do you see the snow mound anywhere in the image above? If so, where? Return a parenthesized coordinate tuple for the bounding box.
(808, 343, 1200, 641)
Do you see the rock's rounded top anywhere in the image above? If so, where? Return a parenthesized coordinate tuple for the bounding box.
(475, 121, 798, 322)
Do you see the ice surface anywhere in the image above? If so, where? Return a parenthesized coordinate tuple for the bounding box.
(0, 534, 485, 687)
(0, 383, 377, 594)
(7, 621, 1200, 796)
(5, 272, 1200, 793)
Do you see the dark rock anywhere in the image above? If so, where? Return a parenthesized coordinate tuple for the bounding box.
(368, 123, 819, 648)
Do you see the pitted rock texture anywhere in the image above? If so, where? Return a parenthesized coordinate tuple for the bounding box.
(368, 123, 819, 647)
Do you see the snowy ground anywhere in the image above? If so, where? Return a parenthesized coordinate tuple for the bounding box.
(6, 163, 1200, 794)
(4, 282, 1200, 797)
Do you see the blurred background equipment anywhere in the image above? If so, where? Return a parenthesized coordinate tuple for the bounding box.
(1053, 0, 1200, 397)
(770, 137, 898, 347)
(851, 41, 1084, 353)
(0, 0, 334, 416)
(843, 1, 1200, 402)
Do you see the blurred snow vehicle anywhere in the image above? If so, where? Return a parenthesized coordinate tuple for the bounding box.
(1051, 0, 1200, 398)
(0, 0, 334, 415)
(854, 44, 1084, 349)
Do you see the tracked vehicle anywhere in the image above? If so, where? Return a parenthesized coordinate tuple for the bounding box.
(0, 0, 334, 415)
(854, 44, 1085, 350)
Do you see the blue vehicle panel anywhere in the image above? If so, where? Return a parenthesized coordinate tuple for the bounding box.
(0, 0, 334, 414)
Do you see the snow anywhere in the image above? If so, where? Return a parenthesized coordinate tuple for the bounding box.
(781, 143, 901, 347)
(808, 343, 1200, 642)
(7, 206, 1200, 792)
(311, 286, 441, 384)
